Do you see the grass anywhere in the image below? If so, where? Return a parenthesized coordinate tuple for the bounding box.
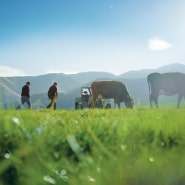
(0, 107, 185, 185)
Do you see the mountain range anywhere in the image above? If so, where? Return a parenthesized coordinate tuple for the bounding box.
(0, 63, 185, 109)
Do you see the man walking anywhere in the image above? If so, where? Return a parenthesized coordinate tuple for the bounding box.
(46, 82, 58, 110)
(16, 82, 32, 109)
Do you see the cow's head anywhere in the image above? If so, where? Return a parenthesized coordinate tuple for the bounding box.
(124, 96, 134, 108)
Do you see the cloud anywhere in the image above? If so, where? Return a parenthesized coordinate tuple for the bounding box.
(148, 37, 172, 50)
(45, 68, 77, 75)
(0, 65, 27, 77)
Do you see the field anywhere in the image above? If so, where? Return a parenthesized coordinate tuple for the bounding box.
(0, 107, 185, 185)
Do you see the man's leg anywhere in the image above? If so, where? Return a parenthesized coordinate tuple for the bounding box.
(16, 104, 21, 110)
(25, 97, 32, 109)
(46, 101, 52, 108)
(51, 97, 57, 110)
(16, 96, 25, 109)
(54, 102, 56, 110)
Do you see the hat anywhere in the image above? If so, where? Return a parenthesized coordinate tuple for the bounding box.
(26, 82, 30, 85)
(54, 82, 57, 85)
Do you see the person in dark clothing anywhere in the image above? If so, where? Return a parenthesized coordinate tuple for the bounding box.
(46, 82, 58, 110)
(16, 82, 32, 109)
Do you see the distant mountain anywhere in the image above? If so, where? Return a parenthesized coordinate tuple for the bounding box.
(0, 63, 184, 109)
(118, 63, 185, 79)
(70, 71, 117, 84)
(157, 63, 185, 73)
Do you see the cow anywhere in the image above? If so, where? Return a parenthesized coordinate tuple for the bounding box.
(90, 80, 134, 108)
(147, 72, 185, 108)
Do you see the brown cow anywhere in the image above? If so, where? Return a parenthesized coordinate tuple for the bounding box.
(90, 80, 134, 108)
(147, 72, 185, 108)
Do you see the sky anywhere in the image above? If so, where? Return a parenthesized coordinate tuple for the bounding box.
(0, 0, 185, 77)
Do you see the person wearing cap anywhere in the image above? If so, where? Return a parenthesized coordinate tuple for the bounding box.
(16, 81, 32, 109)
(46, 82, 58, 110)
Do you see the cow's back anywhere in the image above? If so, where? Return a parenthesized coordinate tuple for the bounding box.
(91, 80, 124, 99)
(161, 72, 185, 94)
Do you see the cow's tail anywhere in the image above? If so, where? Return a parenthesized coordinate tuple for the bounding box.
(147, 75, 151, 93)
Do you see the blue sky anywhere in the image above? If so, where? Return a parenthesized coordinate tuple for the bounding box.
(0, 0, 185, 76)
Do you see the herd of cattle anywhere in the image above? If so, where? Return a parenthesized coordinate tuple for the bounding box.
(89, 72, 185, 109)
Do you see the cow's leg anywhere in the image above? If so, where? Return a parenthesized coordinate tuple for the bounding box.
(153, 93, 159, 108)
(114, 99, 120, 108)
(150, 91, 159, 108)
(118, 102, 120, 108)
(113, 99, 116, 108)
(149, 94, 153, 108)
(89, 95, 97, 108)
(149, 93, 156, 108)
(177, 94, 183, 108)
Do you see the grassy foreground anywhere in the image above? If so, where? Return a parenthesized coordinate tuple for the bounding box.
(0, 107, 185, 185)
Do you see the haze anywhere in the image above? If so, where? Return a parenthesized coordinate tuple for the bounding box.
(0, 0, 185, 77)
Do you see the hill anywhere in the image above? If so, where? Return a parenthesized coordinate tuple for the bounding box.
(0, 63, 185, 109)
(118, 63, 185, 79)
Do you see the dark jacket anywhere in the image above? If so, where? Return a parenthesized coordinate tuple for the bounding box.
(21, 85, 30, 98)
(48, 85, 57, 99)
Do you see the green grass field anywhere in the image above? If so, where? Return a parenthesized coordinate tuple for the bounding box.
(0, 107, 185, 185)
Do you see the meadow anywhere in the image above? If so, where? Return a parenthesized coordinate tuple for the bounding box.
(0, 107, 185, 185)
